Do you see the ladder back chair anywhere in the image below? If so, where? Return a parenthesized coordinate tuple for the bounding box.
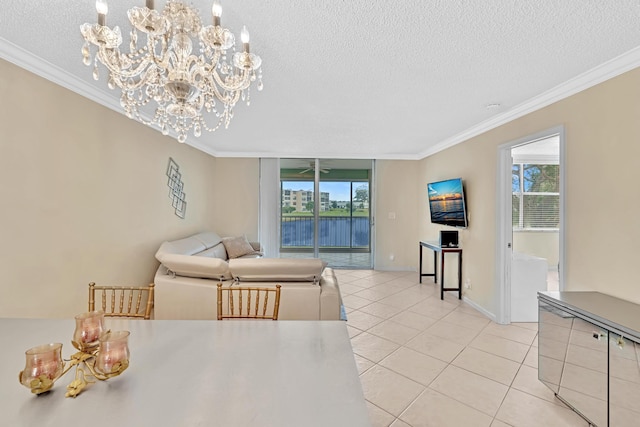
(88, 282, 155, 319)
(217, 283, 281, 320)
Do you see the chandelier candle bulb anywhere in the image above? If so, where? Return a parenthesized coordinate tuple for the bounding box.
(241, 25, 250, 52)
(212, 1, 222, 27)
(96, 0, 108, 26)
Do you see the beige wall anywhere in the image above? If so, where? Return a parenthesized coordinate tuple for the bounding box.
(4, 56, 640, 320)
(0, 59, 219, 318)
(374, 160, 420, 270)
(210, 157, 260, 240)
(420, 67, 640, 314)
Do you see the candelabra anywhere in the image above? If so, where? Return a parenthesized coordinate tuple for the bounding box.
(80, 0, 263, 143)
(18, 311, 129, 398)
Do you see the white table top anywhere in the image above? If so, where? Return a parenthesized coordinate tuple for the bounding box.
(1, 318, 371, 427)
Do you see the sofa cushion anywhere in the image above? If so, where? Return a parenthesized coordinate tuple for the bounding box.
(229, 258, 327, 282)
(222, 235, 259, 259)
(197, 242, 229, 260)
(156, 237, 206, 258)
(192, 231, 223, 249)
(159, 253, 231, 280)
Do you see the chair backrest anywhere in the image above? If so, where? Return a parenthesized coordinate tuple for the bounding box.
(217, 284, 281, 320)
(88, 282, 155, 319)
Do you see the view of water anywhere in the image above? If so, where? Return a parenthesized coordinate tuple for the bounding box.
(281, 217, 370, 248)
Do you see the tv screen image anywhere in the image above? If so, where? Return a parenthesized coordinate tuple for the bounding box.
(427, 178, 468, 228)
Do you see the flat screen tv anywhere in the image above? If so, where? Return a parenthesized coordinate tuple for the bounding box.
(427, 178, 468, 228)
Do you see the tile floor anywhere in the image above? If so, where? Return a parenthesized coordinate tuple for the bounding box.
(334, 269, 589, 427)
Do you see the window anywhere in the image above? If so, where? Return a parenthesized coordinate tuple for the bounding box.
(512, 164, 559, 230)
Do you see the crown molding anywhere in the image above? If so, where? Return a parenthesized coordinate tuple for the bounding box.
(0, 36, 220, 157)
(3, 35, 640, 161)
(418, 45, 640, 159)
(0, 36, 124, 117)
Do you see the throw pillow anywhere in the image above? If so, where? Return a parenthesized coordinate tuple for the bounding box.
(222, 235, 257, 259)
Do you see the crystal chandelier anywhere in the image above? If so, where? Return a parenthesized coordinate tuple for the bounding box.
(81, 0, 263, 143)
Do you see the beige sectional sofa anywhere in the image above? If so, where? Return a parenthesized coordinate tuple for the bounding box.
(153, 231, 343, 320)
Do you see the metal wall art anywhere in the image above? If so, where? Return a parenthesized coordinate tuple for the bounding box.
(166, 158, 186, 219)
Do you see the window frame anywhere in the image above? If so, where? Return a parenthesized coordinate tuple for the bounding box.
(512, 162, 560, 231)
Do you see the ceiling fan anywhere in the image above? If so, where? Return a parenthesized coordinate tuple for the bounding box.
(299, 162, 331, 174)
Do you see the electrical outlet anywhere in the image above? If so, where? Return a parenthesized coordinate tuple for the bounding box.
(464, 278, 471, 289)
(389, 254, 395, 261)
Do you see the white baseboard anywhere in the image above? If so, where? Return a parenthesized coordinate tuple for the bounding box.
(462, 296, 497, 323)
(374, 266, 416, 272)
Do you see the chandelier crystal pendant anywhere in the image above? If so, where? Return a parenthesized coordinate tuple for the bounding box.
(81, 0, 263, 143)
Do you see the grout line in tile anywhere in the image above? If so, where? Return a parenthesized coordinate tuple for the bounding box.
(341, 270, 588, 427)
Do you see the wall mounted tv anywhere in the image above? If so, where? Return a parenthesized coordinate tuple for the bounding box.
(427, 178, 468, 228)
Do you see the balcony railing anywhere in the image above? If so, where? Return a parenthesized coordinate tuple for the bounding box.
(281, 216, 370, 250)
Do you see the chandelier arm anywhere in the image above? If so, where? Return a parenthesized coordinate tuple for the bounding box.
(97, 48, 155, 82)
(198, 49, 222, 74)
(110, 73, 154, 93)
(149, 34, 171, 70)
(209, 69, 252, 93)
(227, 89, 242, 105)
(206, 87, 241, 109)
(201, 76, 230, 103)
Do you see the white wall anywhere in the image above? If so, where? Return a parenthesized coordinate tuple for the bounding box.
(513, 231, 559, 269)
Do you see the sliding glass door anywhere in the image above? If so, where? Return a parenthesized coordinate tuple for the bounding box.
(280, 159, 373, 269)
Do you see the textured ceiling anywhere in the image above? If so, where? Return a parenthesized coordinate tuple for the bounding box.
(1, 1, 640, 159)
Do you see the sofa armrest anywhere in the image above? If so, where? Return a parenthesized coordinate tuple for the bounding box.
(154, 266, 220, 320)
(158, 253, 231, 280)
(319, 268, 342, 320)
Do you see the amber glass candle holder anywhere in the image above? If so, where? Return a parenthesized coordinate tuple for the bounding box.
(72, 311, 104, 352)
(95, 330, 130, 375)
(19, 343, 64, 394)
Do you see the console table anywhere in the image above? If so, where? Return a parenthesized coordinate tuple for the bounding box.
(419, 241, 462, 300)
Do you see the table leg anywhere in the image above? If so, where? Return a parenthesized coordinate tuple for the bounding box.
(458, 251, 462, 299)
(419, 244, 423, 284)
(433, 251, 437, 284)
(440, 252, 445, 300)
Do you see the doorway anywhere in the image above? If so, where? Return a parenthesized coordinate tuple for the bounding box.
(279, 159, 374, 269)
(496, 126, 565, 324)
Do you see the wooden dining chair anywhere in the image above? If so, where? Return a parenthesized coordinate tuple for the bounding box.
(88, 282, 155, 319)
(217, 283, 281, 320)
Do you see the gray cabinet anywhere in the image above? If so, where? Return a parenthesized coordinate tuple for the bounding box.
(608, 332, 640, 426)
(538, 292, 640, 427)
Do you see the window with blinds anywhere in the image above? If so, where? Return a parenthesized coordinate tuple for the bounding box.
(512, 164, 559, 230)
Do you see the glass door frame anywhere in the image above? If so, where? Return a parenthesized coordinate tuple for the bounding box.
(279, 158, 374, 269)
